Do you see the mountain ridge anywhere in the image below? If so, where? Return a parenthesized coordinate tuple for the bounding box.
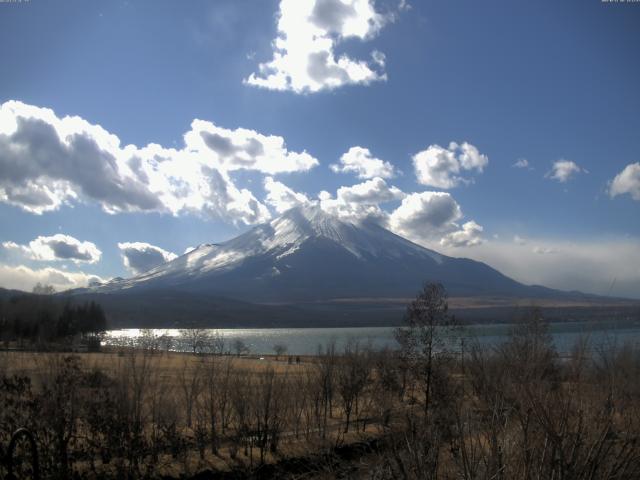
(86, 204, 591, 303)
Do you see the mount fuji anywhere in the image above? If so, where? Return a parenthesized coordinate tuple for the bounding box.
(72, 205, 624, 327)
(94, 205, 561, 300)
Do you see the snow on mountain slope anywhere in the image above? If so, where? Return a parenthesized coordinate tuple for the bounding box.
(94, 204, 545, 301)
(100, 205, 438, 286)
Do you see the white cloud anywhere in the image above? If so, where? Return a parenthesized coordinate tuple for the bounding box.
(385, 191, 486, 248)
(609, 162, 640, 201)
(245, 0, 395, 93)
(0, 100, 319, 224)
(0, 264, 104, 292)
(264, 177, 311, 213)
(319, 177, 404, 222)
(546, 159, 586, 183)
(388, 191, 463, 241)
(533, 246, 558, 255)
(319, 191, 386, 222)
(512, 158, 532, 169)
(335, 177, 404, 204)
(413, 142, 488, 189)
(187, 119, 318, 174)
(0, 241, 24, 254)
(117, 242, 178, 275)
(513, 235, 527, 245)
(443, 238, 640, 299)
(440, 221, 484, 247)
(330, 146, 395, 179)
(2, 234, 101, 264)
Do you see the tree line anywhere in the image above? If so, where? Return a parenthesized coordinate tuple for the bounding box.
(0, 290, 107, 346)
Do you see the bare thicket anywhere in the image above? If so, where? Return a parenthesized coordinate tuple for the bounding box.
(179, 328, 223, 355)
(336, 339, 371, 433)
(273, 343, 287, 360)
(0, 289, 639, 478)
(232, 339, 250, 357)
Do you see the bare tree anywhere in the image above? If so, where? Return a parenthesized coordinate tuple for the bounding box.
(336, 340, 370, 433)
(395, 282, 456, 416)
(37, 354, 82, 477)
(112, 348, 155, 477)
(229, 370, 252, 460)
(139, 329, 160, 352)
(217, 357, 235, 434)
(252, 367, 286, 463)
(158, 333, 174, 353)
(273, 343, 287, 360)
(371, 348, 403, 428)
(499, 306, 557, 384)
(178, 357, 202, 428)
(233, 339, 249, 357)
(201, 354, 234, 454)
(209, 330, 225, 355)
(179, 328, 213, 355)
(316, 340, 337, 440)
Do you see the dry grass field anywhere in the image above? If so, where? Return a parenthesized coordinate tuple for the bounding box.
(2, 308, 640, 479)
(0, 345, 397, 479)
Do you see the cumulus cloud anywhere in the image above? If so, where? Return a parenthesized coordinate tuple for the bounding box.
(388, 191, 464, 242)
(245, 0, 396, 93)
(118, 242, 178, 275)
(330, 146, 395, 179)
(0, 100, 318, 224)
(319, 177, 404, 222)
(0, 264, 104, 292)
(440, 221, 484, 247)
(335, 177, 404, 204)
(609, 162, 640, 201)
(187, 119, 318, 174)
(546, 159, 586, 183)
(384, 190, 485, 248)
(413, 142, 488, 189)
(2, 234, 101, 264)
(264, 177, 311, 213)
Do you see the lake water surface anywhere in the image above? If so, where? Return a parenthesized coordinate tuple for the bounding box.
(105, 319, 640, 355)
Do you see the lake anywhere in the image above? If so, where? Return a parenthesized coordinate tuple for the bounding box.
(105, 319, 640, 355)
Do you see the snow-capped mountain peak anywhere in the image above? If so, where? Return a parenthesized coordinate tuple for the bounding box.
(93, 205, 536, 301)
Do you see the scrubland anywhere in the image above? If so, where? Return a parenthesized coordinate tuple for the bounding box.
(1, 286, 640, 479)
(1, 327, 639, 478)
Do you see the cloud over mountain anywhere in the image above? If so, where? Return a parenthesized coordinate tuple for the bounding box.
(388, 191, 464, 241)
(264, 177, 311, 213)
(0, 101, 317, 224)
(319, 177, 404, 222)
(118, 242, 178, 275)
(440, 221, 484, 248)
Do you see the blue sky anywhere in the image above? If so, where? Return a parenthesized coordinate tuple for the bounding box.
(0, 0, 639, 298)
